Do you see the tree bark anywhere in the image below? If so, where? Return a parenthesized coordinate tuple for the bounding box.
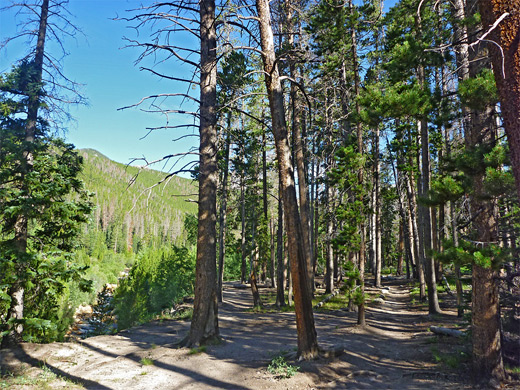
(250, 209, 262, 308)
(286, 6, 314, 295)
(217, 123, 231, 303)
(325, 178, 334, 294)
(452, 0, 505, 380)
(348, 0, 366, 326)
(276, 183, 286, 307)
(256, 0, 319, 359)
(478, 0, 520, 199)
(373, 125, 382, 287)
(184, 0, 219, 347)
(270, 217, 276, 288)
(240, 176, 247, 284)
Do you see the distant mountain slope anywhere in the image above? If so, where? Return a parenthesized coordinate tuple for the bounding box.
(78, 148, 197, 251)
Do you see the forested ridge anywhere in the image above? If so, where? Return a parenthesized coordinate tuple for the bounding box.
(1, 0, 520, 389)
(78, 148, 197, 252)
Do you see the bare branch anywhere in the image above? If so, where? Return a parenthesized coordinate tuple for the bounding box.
(469, 12, 510, 78)
(139, 67, 200, 85)
(118, 93, 200, 112)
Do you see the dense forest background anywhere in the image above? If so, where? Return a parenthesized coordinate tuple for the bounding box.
(1, 0, 519, 385)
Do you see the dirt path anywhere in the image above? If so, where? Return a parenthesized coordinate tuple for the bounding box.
(0, 278, 506, 389)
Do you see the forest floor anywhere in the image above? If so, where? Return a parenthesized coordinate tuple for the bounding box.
(1, 277, 519, 389)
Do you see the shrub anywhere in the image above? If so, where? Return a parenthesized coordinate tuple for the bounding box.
(267, 355, 300, 379)
(113, 245, 195, 329)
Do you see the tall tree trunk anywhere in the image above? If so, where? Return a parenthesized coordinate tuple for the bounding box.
(276, 183, 286, 307)
(217, 123, 231, 303)
(478, 0, 520, 199)
(452, 0, 505, 379)
(3, 0, 49, 348)
(419, 116, 441, 314)
(184, 0, 219, 347)
(406, 164, 426, 298)
(291, 71, 314, 297)
(348, 0, 366, 326)
(397, 221, 404, 276)
(240, 177, 247, 284)
(467, 50, 505, 385)
(325, 179, 334, 294)
(373, 125, 382, 287)
(270, 218, 276, 288)
(415, 8, 441, 314)
(250, 207, 262, 308)
(256, 0, 319, 359)
(451, 0, 471, 320)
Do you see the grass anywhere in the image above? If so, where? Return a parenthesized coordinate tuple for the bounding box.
(173, 307, 193, 321)
(506, 365, 520, 376)
(188, 346, 207, 355)
(0, 365, 83, 389)
(430, 344, 470, 370)
(140, 358, 154, 366)
(312, 293, 350, 311)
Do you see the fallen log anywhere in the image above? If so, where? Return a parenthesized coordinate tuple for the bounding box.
(430, 326, 465, 337)
(314, 289, 341, 309)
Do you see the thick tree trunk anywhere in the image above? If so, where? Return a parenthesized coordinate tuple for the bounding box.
(3, 0, 49, 348)
(184, 0, 219, 347)
(256, 0, 319, 359)
(467, 73, 505, 384)
(478, 0, 520, 199)
(452, 0, 505, 380)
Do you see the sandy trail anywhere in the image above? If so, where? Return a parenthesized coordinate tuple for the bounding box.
(0, 278, 495, 389)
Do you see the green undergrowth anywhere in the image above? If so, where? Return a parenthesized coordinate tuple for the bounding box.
(505, 365, 520, 377)
(0, 366, 83, 389)
(188, 346, 207, 355)
(140, 358, 154, 366)
(267, 355, 300, 379)
(312, 293, 350, 311)
(113, 245, 195, 330)
(430, 344, 470, 370)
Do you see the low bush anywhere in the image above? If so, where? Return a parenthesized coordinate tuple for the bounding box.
(113, 245, 195, 329)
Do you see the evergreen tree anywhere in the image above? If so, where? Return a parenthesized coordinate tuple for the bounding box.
(0, 62, 92, 345)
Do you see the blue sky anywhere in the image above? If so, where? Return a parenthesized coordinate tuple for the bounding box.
(0, 0, 199, 172)
(1, 0, 396, 172)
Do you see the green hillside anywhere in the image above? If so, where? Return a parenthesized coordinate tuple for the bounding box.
(78, 148, 198, 252)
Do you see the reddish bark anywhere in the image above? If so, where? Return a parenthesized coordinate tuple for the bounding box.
(184, 0, 219, 347)
(256, 0, 319, 359)
(478, 0, 520, 198)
